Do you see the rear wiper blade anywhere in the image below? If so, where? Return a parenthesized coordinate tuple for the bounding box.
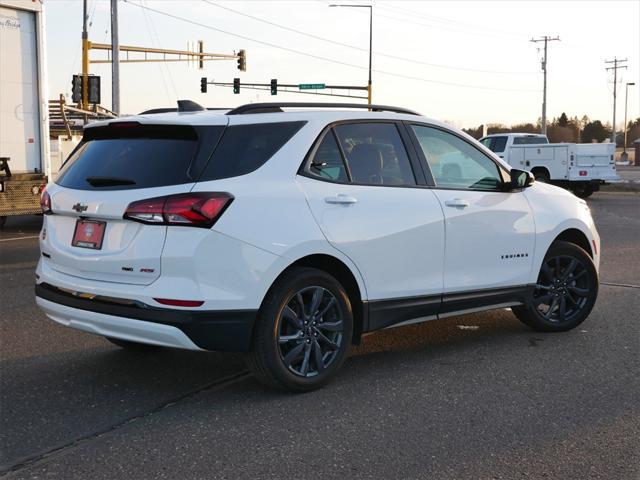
(86, 176, 136, 186)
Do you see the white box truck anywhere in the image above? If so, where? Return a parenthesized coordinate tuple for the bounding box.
(480, 133, 619, 198)
(0, 0, 50, 227)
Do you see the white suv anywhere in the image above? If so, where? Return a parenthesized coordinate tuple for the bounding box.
(36, 102, 600, 391)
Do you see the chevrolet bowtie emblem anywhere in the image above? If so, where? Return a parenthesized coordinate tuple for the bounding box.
(72, 203, 88, 212)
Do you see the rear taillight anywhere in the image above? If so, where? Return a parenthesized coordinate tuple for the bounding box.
(124, 192, 233, 228)
(40, 190, 52, 214)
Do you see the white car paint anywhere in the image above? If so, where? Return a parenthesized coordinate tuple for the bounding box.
(36, 107, 600, 350)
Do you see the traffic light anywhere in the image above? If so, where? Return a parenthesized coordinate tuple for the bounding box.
(201, 77, 207, 93)
(270, 79, 277, 96)
(87, 76, 101, 104)
(233, 77, 240, 94)
(71, 75, 82, 103)
(237, 49, 246, 72)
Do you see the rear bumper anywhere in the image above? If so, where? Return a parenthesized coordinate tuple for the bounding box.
(35, 283, 257, 352)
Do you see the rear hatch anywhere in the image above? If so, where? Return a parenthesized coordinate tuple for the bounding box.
(42, 119, 226, 285)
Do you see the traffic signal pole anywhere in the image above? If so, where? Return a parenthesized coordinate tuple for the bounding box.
(81, 0, 89, 110)
(110, 0, 120, 114)
(203, 80, 369, 100)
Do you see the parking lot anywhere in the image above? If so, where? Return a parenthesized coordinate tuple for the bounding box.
(1, 191, 638, 479)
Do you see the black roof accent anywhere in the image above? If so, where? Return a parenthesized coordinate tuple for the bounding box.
(226, 102, 420, 116)
(138, 107, 230, 115)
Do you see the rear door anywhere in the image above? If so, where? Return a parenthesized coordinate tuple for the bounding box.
(296, 121, 445, 325)
(41, 120, 226, 285)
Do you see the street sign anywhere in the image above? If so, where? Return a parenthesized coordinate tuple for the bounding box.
(299, 83, 326, 90)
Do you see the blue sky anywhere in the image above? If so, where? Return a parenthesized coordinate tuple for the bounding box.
(44, 0, 639, 128)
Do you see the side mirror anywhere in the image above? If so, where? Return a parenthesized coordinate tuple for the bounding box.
(508, 169, 534, 190)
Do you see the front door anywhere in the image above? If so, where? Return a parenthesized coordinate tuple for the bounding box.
(408, 124, 535, 294)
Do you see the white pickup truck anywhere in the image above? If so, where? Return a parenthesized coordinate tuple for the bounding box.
(479, 133, 619, 198)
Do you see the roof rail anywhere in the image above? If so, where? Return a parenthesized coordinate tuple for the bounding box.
(138, 107, 230, 115)
(226, 102, 420, 116)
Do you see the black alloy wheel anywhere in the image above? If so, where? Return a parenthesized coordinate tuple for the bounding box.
(246, 267, 353, 392)
(513, 241, 598, 332)
(277, 286, 344, 378)
(532, 255, 591, 323)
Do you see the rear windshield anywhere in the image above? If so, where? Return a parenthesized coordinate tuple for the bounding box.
(56, 121, 305, 190)
(480, 136, 507, 153)
(56, 124, 223, 190)
(513, 136, 548, 145)
(198, 121, 306, 181)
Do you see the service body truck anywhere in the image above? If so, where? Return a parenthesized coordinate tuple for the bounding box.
(480, 133, 619, 198)
(0, 0, 49, 227)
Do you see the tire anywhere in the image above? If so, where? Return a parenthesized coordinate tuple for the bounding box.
(105, 337, 161, 351)
(572, 184, 594, 198)
(512, 241, 598, 332)
(0, 216, 7, 229)
(246, 267, 353, 392)
(533, 170, 550, 183)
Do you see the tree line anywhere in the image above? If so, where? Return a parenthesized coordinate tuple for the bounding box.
(464, 113, 640, 147)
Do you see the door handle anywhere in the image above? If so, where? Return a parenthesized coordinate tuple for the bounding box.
(325, 194, 358, 205)
(444, 198, 470, 208)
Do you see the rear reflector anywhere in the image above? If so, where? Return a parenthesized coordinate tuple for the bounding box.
(579, 171, 588, 176)
(154, 298, 204, 307)
(124, 192, 233, 228)
(592, 239, 598, 256)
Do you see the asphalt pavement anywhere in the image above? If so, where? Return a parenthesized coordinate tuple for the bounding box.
(1, 192, 638, 479)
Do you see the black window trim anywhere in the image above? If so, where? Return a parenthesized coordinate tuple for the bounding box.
(297, 118, 428, 189)
(404, 121, 513, 193)
(197, 120, 307, 182)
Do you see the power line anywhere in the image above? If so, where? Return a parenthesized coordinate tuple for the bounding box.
(203, 0, 535, 75)
(342, 3, 529, 42)
(375, 2, 530, 39)
(123, 0, 537, 93)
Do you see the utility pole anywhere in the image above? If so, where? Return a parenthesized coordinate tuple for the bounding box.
(605, 57, 628, 144)
(111, 0, 120, 114)
(81, 0, 89, 110)
(530, 36, 560, 136)
(623, 82, 635, 160)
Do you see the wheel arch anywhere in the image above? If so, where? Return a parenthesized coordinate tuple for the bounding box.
(530, 166, 550, 181)
(269, 254, 366, 345)
(553, 228, 593, 258)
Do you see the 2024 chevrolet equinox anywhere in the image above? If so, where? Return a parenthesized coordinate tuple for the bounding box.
(36, 102, 600, 391)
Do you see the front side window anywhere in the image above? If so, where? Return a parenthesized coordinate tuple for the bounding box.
(412, 125, 503, 191)
(333, 123, 416, 186)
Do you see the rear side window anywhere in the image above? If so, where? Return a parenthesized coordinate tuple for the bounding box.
(56, 124, 223, 190)
(309, 131, 350, 182)
(199, 122, 306, 181)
